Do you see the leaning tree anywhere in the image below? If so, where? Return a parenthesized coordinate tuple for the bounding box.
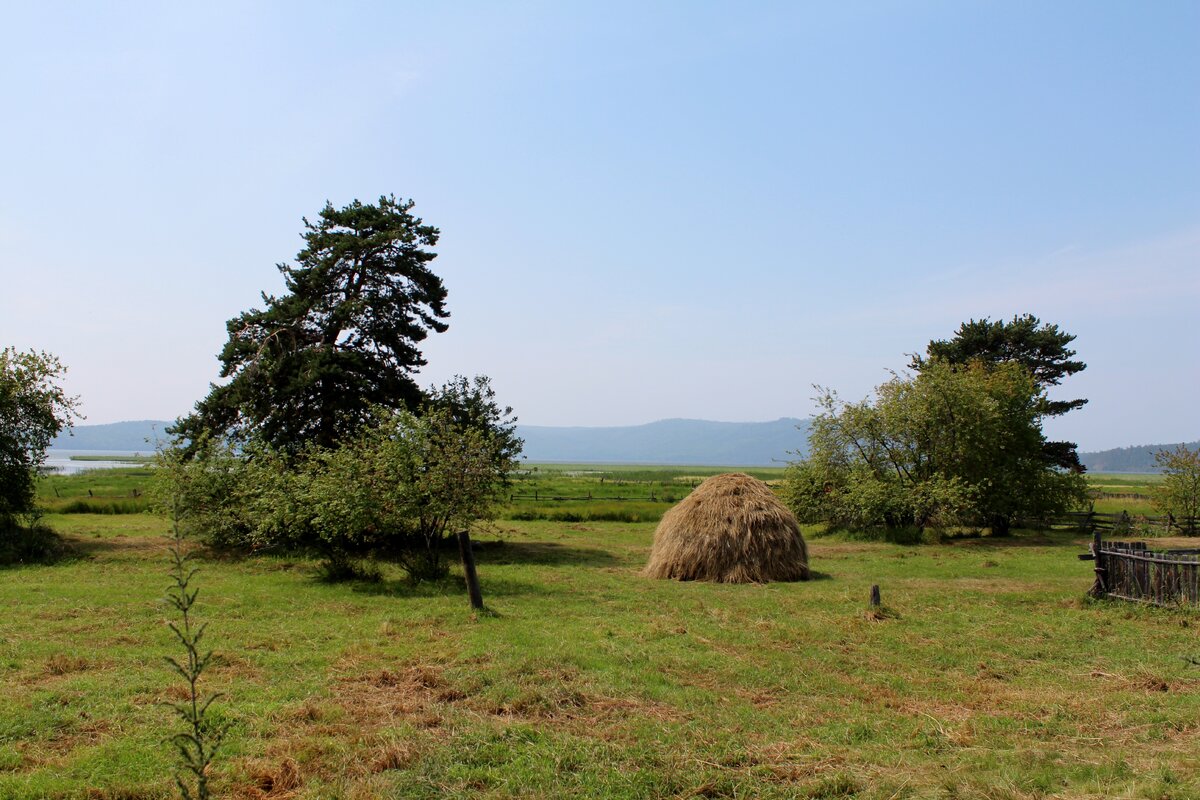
(172, 196, 450, 453)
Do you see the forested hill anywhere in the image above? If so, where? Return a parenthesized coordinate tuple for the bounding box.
(518, 418, 811, 466)
(52, 417, 812, 466)
(1079, 441, 1200, 474)
(52, 420, 170, 451)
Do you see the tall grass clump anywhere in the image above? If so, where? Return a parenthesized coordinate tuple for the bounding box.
(57, 498, 150, 514)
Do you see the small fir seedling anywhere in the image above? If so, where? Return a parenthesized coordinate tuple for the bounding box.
(164, 503, 227, 800)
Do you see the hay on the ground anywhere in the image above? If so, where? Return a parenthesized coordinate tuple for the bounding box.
(643, 472, 809, 584)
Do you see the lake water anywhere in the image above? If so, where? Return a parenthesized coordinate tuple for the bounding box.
(42, 449, 155, 475)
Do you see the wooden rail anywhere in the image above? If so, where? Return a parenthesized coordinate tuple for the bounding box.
(1045, 510, 1197, 535)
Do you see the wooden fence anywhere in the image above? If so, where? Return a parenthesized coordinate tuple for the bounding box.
(1049, 510, 1197, 536)
(1080, 532, 1200, 607)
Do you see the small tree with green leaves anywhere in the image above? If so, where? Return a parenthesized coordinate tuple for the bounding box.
(305, 388, 520, 579)
(0, 347, 80, 531)
(1153, 445, 1200, 535)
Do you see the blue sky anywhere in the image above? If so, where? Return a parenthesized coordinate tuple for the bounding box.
(1, 1, 1196, 450)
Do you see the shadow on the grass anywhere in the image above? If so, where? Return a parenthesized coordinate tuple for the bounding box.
(945, 529, 1085, 550)
(342, 572, 551, 600)
(471, 539, 621, 568)
(1, 525, 83, 567)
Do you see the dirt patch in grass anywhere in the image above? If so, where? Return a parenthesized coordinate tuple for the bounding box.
(237, 756, 302, 799)
(44, 654, 95, 676)
(208, 651, 264, 683)
(66, 533, 173, 557)
(231, 663, 454, 794)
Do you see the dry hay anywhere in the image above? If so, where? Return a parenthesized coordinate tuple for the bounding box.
(644, 473, 810, 583)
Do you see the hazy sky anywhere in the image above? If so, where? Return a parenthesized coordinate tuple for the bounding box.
(2, 1, 1197, 451)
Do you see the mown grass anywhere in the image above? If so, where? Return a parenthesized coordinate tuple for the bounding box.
(3, 495, 1200, 798)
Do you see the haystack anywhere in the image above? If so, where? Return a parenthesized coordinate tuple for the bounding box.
(644, 473, 810, 583)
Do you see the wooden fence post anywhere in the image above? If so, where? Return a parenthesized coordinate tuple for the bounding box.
(869, 585, 881, 607)
(457, 530, 484, 611)
(1090, 529, 1106, 599)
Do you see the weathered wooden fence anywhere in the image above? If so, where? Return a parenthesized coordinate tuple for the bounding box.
(1050, 510, 1197, 535)
(1081, 532, 1200, 607)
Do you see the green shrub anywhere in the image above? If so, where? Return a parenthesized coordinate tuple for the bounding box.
(155, 391, 519, 581)
(57, 499, 149, 515)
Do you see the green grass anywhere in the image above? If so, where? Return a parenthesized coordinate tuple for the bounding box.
(504, 464, 787, 523)
(3, 467, 1197, 797)
(3, 503, 1200, 797)
(1085, 473, 1162, 516)
(35, 469, 154, 515)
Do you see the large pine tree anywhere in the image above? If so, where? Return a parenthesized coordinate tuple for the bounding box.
(173, 196, 449, 452)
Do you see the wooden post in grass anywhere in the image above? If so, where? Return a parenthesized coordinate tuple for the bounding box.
(457, 530, 484, 610)
(1090, 529, 1106, 599)
(869, 585, 881, 607)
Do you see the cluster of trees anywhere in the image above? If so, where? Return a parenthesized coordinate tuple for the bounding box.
(157, 196, 522, 578)
(785, 315, 1089, 536)
(4, 205, 1192, 561)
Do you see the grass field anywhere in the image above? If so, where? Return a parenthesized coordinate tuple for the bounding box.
(33, 463, 1164, 522)
(1082, 474, 1162, 516)
(3, 467, 1200, 799)
(36, 469, 154, 515)
(503, 465, 787, 523)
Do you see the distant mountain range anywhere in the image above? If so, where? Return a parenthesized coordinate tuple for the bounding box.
(51, 419, 1196, 471)
(518, 418, 810, 466)
(52, 418, 811, 465)
(52, 420, 170, 452)
(1076, 440, 1200, 474)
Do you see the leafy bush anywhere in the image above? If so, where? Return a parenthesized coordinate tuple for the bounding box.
(1, 348, 80, 530)
(1153, 445, 1200, 534)
(155, 377, 521, 580)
